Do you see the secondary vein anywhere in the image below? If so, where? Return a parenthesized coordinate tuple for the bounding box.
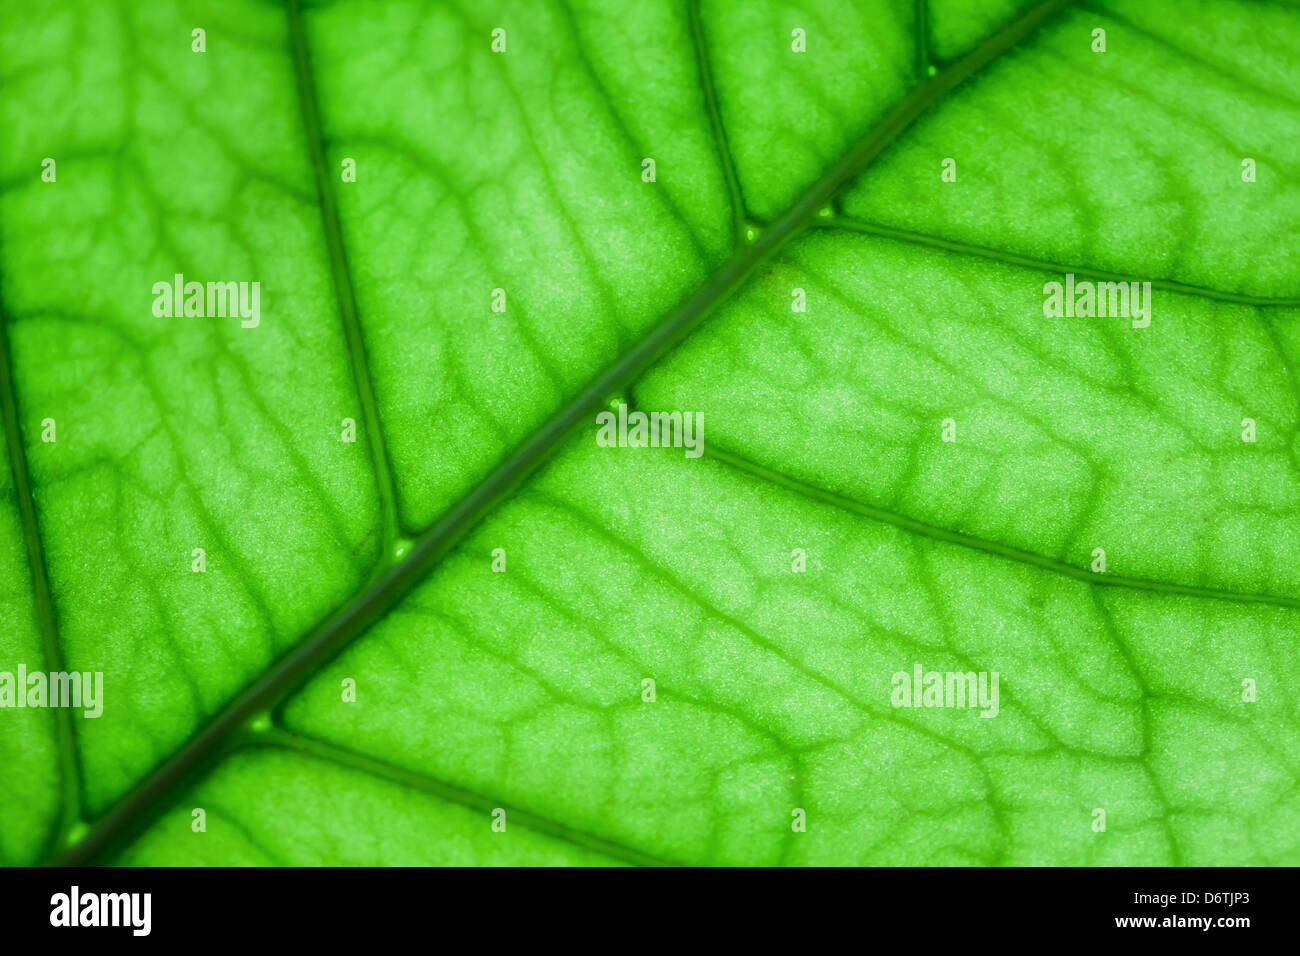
(687, 0, 748, 242)
(705, 443, 1300, 612)
(817, 217, 1300, 307)
(287, 0, 400, 553)
(246, 727, 678, 867)
(0, 293, 83, 855)
(914, 0, 932, 76)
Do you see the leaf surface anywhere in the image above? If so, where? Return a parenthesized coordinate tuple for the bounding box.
(0, 0, 1296, 866)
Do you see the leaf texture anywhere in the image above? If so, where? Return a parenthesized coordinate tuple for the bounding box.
(0, 0, 1296, 867)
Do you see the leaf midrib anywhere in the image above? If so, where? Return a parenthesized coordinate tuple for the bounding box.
(45, 0, 1076, 865)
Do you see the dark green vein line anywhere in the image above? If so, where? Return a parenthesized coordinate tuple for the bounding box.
(686, 0, 747, 241)
(706, 443, 1300, 611)
(915, 0, 932, 77)
(816, 217, 1300, 308)
(53, 0, 1074, 866)
(287, 0, 399, 551)
(246, 728, 677, 867)
(0, 297, 82, 855)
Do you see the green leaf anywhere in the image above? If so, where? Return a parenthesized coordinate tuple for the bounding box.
(1, 0, 1296, 866)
